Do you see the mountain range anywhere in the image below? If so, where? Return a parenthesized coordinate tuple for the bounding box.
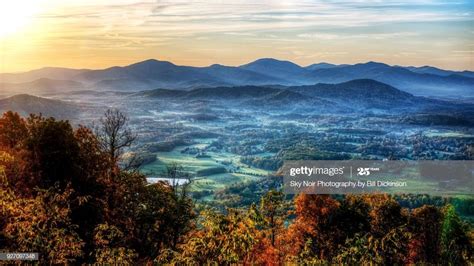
(2, 78, 472, 118)
(1, 58, 473, 97)
(136, 79, 471, 113)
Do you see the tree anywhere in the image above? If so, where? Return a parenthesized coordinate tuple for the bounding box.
(0, 111, 28, 149)
(334, 233, 383, 264)
(25, 114, 81, 189)
(244, 190, 289, 264)
(407, 205, 442, 264)
(1, 186, 84, 264)
(0, 112, 32, 195)
(92, 223, 138, 264)
(258, 190, 287, 247)
(95, 109, 136, 171)
(440, 205, 472, 264)
(165, 162, 192, 197)
(363, 194, 406, 238)
(335, 195, 371, 240)
(169, 208, 258, 264)
(285, 194, 341, 261)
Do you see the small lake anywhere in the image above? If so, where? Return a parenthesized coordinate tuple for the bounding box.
(146, 177, 189, 185)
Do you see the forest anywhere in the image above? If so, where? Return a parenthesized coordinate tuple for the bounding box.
(0, 110, 472, 264)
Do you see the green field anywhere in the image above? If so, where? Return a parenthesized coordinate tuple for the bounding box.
(140, 142, 271, 195)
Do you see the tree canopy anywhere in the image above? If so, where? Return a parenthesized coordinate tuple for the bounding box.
(0, 111, 472, 264)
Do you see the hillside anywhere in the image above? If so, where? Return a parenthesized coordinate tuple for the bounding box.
(135, 79, 472, 112)
(135, 80, 421, 111)
(288, 79, 424, 110)
(137, 85, 319, 104)
(0, 94, 80, 119)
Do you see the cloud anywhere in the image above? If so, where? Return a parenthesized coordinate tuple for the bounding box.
(2, 0, 473, 71)
(297, 32, 419, 40)
(297, 33, 340, 40)
(35, 0, 473, 39)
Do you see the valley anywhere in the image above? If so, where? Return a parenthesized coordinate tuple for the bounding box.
(1, 59, 473, 208)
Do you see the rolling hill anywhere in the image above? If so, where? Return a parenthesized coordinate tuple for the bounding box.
(287, 79, 419, 109)
(135, 85, 332, 108)
(137, 79, 471, 112)
(0, 94, 81, 119)
(138, 85, 308, 100)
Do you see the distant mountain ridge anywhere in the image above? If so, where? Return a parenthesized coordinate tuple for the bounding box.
(305, 61, 474, 96)
(0, 78, 84, 95)
(1, 58, 473, 97)
(0, 67, 89, 83)
(405, 66, 474, 78)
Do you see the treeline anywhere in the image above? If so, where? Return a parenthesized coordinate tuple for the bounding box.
(0, 111, 472, 264)
(395, 194, 474, 217)
(240, 146, 352, 172)
(240, 156, 282, 171)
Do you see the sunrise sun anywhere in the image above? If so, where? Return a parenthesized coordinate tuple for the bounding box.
(0, 0, 41, 37)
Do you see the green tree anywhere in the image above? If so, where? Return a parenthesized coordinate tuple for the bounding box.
(258, 190, 287, 247)
(440, 205, 472, 264)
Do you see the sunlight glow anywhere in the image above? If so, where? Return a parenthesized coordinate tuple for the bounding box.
(0, 0, 42, 37)
(0, 0, 472, 72)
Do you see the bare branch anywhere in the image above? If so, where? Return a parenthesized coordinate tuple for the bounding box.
(96, 109, 137, 169)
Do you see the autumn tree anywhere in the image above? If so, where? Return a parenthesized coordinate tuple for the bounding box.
(0, 179, 84, 264)
(1, 110, 473, 264)
(285, 194, 341, 261)
(0, 111, 28, 149)
(363, 194, 407, 238)
(0, 111, 195, 264)
(92, 223, 138, 264)
(0, 112, 32, 195)
(407, 205, 442, 264)
(25, 115, 81, 188)
(166, 208, 258, 264)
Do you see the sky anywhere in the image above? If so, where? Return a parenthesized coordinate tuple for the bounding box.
(0, 0, 473, 73)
